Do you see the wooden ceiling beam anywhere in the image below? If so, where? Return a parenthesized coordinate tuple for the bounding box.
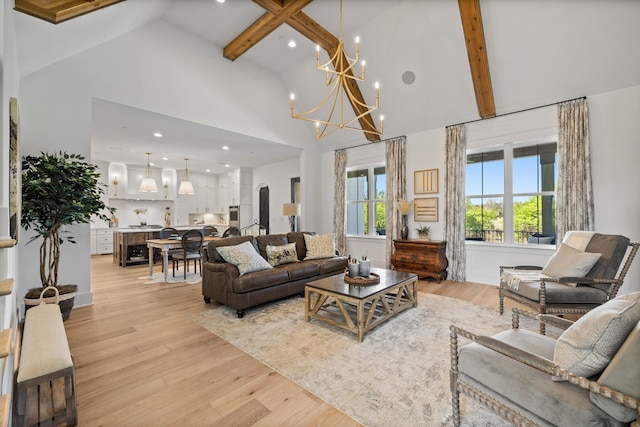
(224, 0, 314, 61)
(245, 0, 381, 141)
(328, 47, 380, 142)
(14, 0, 125, 24)
(458, 0, 496, 118)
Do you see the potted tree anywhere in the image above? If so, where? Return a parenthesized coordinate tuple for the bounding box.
(21, 151, 114, 320)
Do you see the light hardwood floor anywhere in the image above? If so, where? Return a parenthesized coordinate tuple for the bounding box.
(63, 255, 523, 426)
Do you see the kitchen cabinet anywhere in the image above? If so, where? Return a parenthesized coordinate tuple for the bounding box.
(91, 229, 114, 255)
(391, 239, 448, 282)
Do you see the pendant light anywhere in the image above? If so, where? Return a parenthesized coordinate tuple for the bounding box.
(139, 152, 158, 193)
(178, 158, 195, 195)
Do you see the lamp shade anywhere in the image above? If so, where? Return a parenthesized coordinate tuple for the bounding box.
(139, 177, 158, 193)
(178, 180, 195, 195)
(282, 203, 301, 216)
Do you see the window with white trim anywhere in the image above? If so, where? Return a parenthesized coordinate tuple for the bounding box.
(465, 141, 557, 244)
(346, 165, 386, 236)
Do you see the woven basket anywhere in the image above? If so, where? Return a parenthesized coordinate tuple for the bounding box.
(24, 286, 76, 321)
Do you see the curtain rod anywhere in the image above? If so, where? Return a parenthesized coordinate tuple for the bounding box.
(447, 96, 587, 128)
(334, 135, 407, 152)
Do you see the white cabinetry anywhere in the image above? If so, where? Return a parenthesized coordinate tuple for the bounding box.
(91, 229, 114, 255)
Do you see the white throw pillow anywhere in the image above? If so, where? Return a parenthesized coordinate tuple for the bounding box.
(541, 243, 601, 278)
(303, 233, 336, 260)
(266, 243, 298, 267)
(553, 292, 640, 380)
(216, 240, 273, 276)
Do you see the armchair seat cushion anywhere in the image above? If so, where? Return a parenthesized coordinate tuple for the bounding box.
(458, 329, 626, 427)
(509, 280, 609, 304)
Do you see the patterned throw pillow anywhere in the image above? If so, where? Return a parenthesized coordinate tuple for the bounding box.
(553, 292, 640, 380)
(266, 243, 298, 266)
(216, 240, 273, 276)
(303, 233, 336, 260)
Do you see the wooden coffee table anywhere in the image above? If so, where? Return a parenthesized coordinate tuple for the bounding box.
(305, 268, 418, 342)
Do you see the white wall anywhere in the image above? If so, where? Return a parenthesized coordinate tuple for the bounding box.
(16, 20, 314, 307)
(319, 85, 640, 293)
(251, 157, 300, 235)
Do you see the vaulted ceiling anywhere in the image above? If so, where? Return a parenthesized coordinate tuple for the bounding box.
(11, 0, 640, 173)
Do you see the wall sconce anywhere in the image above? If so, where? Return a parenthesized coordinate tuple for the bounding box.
(282, 203, 301, 232)
(163, 180, 168, 199)
(113, 175, 119, 197)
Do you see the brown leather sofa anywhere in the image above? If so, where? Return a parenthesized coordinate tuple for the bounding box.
(202, 232, 348, 318)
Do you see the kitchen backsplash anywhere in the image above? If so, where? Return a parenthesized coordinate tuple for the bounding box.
(103, 199, 175, 228)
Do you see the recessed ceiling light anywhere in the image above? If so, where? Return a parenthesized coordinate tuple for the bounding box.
(225, 164, 230, 168)
(162, 157, 168, 161)
(222, 146, 229, 150)
(206, 169, 211, 173)
(153, 132, 163, 138)
(288, 40, 297, 48)
(216, 0, 225, 3)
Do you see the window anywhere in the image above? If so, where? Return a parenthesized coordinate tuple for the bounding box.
(465, 141, 557, 244)
(346, 165, 386, 236)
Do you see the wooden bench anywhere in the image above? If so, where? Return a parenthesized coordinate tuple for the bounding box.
(14, 289, 77, 427)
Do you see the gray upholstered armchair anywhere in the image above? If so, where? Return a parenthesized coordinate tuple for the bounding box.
(450, 294, 640, 426)
(499, 232, 639, 334)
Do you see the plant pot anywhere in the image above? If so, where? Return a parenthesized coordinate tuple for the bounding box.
(418, 234, 430, 240)
(24, 284, 78, 321)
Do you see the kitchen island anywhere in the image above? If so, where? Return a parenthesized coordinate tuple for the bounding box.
(112, 225, 226, 267)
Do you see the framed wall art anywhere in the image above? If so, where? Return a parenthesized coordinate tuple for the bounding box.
(414, 197, 438, 222)
(9, 97, 20, 242)
(414, 169, 438, 194)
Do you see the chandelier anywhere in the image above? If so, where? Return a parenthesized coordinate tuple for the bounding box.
(139, 152, 158, 193)
(178, 158, 195, 195)
(289, 0, 383, 140)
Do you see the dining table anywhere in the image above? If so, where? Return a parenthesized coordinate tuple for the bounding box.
(147, 235, 221, 282)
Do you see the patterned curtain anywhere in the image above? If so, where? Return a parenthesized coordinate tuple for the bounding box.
(444, 125, 466, 282)
(557, 98, 594, 240)
(333, 149, 347, 256)
(384, 136, 407, 267)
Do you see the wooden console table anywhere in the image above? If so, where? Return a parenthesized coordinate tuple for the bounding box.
(391, 240, 448, 282)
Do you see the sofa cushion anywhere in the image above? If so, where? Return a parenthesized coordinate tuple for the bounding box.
(216, 241, 273, 276)
(207, 236, 256, 262)
(231, 268, 290, 293)
(279, 261, 320, 281)
(541, 243, 601, 279)
(313, 257, 348, 275)
(553, 292, 640, 380)
(303, 233, 336, 260)
(287, 231, 316, 260)
(256, 234, 288, 260)
(266, 243, 299, 267)
(590, 320, 640, 422)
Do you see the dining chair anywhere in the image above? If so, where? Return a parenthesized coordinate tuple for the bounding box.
(222, 227, 241, 237)
(171, 229, 204, 279)
(202, 225, 218, 236)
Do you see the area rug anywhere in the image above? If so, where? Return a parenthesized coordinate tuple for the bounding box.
(190, 293, 544, 426)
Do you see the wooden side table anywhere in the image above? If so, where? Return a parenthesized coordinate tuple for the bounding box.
(391, 239, 448, 282)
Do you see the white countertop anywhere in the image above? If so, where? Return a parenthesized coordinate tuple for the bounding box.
(96, 224, 227, 232)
